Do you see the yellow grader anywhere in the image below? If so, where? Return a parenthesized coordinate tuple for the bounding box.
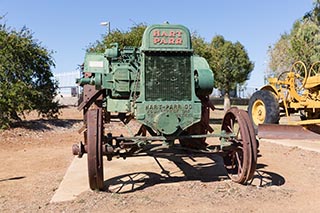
(248, 61, 320, 139)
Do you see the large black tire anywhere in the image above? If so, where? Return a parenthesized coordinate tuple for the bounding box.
(248, 90, 280, 132)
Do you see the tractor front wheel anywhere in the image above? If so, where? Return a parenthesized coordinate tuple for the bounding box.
(248, 90, 280, 132)
(221, 108, 257, 184)
(87, 108, 105, 190)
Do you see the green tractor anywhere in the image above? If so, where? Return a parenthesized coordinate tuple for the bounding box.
(73, 23, 257, 190)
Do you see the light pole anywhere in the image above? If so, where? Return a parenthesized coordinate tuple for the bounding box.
(100, 21, 110, 35)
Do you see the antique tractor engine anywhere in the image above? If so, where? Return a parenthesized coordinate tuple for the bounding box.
(73, 23, 257, 190)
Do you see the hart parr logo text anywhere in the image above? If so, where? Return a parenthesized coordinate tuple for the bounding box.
(152, 30, 183, 45)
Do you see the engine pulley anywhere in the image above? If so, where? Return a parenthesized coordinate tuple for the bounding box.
(153, 112, 179, 135)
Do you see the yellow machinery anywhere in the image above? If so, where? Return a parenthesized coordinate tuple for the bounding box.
(248, 61, 320, 139)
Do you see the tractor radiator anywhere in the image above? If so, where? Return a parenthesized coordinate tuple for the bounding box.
(145, 53, 191, 101)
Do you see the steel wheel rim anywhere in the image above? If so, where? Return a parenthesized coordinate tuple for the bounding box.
(309, 61, 320, 77)
(239, 110, 257, 182)
(222, 108, 251, 183)
(87, 108, 104, 190)
(291, 61, 307, 90)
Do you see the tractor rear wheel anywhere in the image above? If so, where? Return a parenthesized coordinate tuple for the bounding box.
(248, 90, 280, 132)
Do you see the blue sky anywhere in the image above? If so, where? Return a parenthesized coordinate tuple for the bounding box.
(0, 0, 314, 89)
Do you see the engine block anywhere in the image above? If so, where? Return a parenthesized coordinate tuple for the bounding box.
(77, 23, 214, 136)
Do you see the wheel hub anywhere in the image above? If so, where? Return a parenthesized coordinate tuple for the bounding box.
(252, 100, 266, 125)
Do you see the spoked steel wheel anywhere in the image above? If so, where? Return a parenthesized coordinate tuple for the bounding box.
(222, 108, 257, 184)
(87, 108, 104, 190)
(277, 71, 290, 81)
(290, 61, 307, 93)
(238, 109, 257, 181)
(309, 61, 320, 77)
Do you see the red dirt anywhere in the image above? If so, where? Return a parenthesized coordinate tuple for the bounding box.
(1, 107, 320, 212)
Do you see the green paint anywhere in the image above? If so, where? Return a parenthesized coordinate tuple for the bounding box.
(77, 23, 214, 136)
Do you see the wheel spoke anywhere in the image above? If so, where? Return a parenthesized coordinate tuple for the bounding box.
(235, 151, 242, 175)
(291, 61, 307, 90)
(236, 125, 240, 139)
(309, 61, 320, 77)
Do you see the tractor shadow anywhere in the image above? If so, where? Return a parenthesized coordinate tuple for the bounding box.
(104, 149, 227, 193)
(249, 162, 286, 187)
(103, 148, 285, 193)
(9, 118, 81, 131)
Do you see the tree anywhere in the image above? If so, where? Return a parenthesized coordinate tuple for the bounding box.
(209, 35, 254, 111)
(267, 34, 293, 78)
(88, 24, 211, 57)
(87, 24, 147, 52)
(0, 21, 59, 129)
(290, 19, 320, 66)
(268, 1, 320, 75)
(304, 0, 320, 25)
(191, 32, 211, 59)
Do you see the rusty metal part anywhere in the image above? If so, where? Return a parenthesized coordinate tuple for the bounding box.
(221, 107, 257, 184)
(72, 144, 80, 155)
(238, 110, 257, 182)
(179, 96, 212, 149)
(258, 124, 320, 140)
(78, 84, 104, 111)
(72, 142, 116, 158)
(87, 108, 104, 190)
(72, 142, 86, 158)
(77, 125, 86, 134)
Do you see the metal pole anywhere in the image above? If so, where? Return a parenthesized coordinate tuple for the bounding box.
(100, 21, 110, 35)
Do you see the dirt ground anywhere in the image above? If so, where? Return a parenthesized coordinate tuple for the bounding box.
(1, 106, 320, 212)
